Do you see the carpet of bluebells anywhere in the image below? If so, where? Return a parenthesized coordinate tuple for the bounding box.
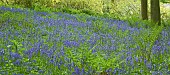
(0, 6, 170, 75)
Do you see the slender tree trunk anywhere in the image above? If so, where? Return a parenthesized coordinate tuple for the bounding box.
(6, 0, 8, 4)
(151, 0, 161, 25)
(141, 0, 148, 20)
(0, 0, 9, 4)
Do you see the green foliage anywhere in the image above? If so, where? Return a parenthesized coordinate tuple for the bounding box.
(132, 25, 164, 74)
(160, 0, 170, 3)
(65, 42, 117, 73)
(1, 1, 170, 74)
(1, 0, 170, 23)
(58, 0, 103, 13)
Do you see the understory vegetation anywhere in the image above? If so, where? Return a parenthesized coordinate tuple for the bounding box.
(0, 0, 170, 75)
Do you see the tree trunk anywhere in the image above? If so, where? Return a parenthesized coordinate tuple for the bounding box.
(141, 0, 148, 20)
(151, 0, 161, 25)
(6, 0, 8, 4)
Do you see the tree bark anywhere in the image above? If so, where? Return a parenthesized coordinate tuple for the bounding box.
(141, 0, 148, 20)
(151, 0, 161, 25)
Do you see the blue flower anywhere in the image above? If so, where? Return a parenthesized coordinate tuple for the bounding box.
(92, 49, 96, 53)
(64, 40, 72, 47)
(24, 48, 36, 58)
(13, 73, 24, 75)
(106, 68, 112, 73)
(72, 72, 76, 75)
(13, 59, 21, 66)
(161, 30, 168, 37)
(144, 59, 147, 65)
(147, 63, 152, 70)
(10, 52, 22, 59)
(64, 40, 79, 47)
(135, 57, 138, 62)
(74, 67, 80, 75)
(152, 45, 162, 54)
(60, 46, 65, 56)
(167, 71, 170, 74)
(152, 71, 162, 75)
(168, 41, 170, 46)
(81, 68, 85, 75)
(46, 50, 53, 58)
(38, 70, 45, 74)
(0, 49, 4, 56)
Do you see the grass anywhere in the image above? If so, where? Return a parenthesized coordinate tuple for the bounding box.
(0, 4, 170, 75)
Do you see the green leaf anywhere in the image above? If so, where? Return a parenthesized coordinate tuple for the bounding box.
(18, 43, 23, 47)
(10, 40, 18, 44)
(7, 45, 12, 48)
(12, 49, 15, 53)
(168, 64, 170, 70)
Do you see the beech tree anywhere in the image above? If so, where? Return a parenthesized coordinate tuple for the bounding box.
(151, 0, 161, 25)
(141, 0, 161, 25)
(141, 0, 148, 20)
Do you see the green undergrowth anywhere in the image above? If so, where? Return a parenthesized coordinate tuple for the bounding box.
(0, 3, 170, 75)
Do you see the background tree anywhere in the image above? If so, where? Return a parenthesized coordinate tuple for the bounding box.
(0, 0, 8, 4)
(25, 0, 32, 8)
(151, 0, 161, 25)
(111, 0, 115, 3)
(141, 0, 148, 20)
